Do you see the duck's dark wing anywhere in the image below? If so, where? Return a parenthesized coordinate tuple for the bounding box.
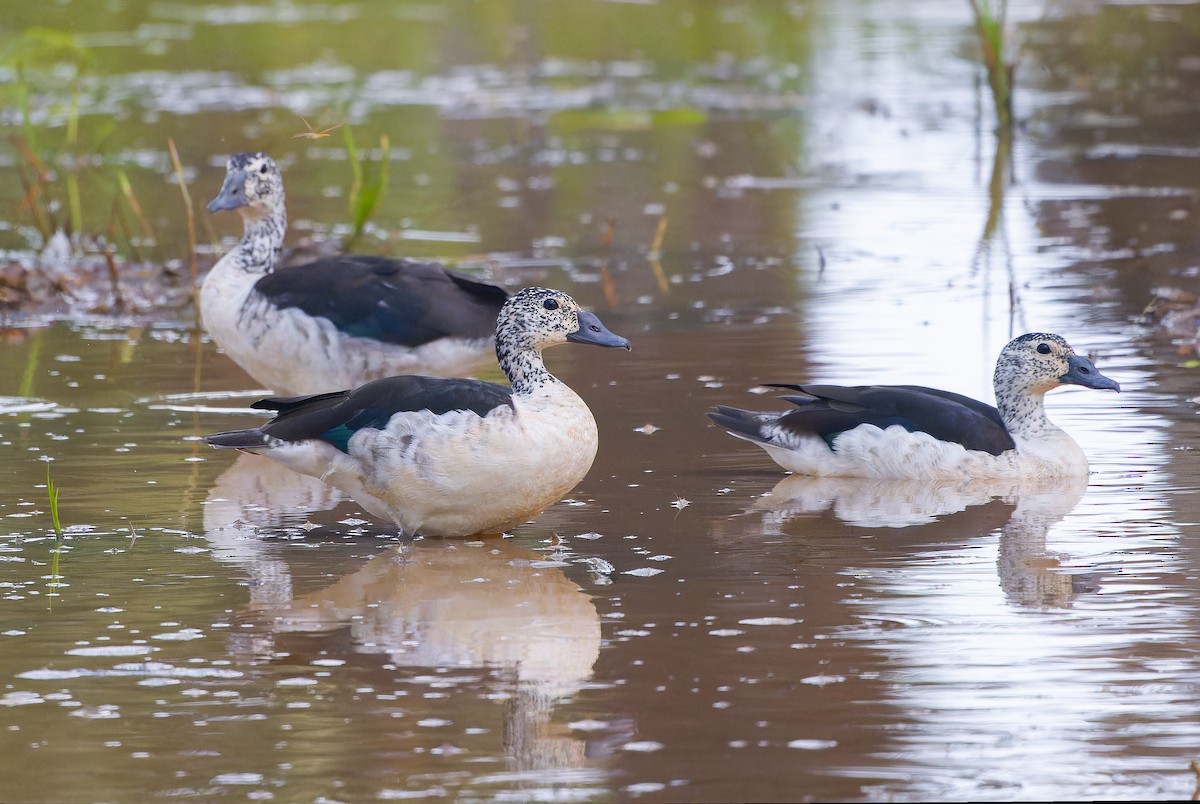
(765, 383, 1015, 455)
(254, 256, 509, 345)
(205, 375, 513, 452)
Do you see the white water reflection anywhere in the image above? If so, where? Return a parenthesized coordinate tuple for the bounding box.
(752, 473, 1091, 609)
(200, 455, 608, 783)
(241, 540, 601, 698)
(203, 452, 349, 607)
(231, 538, 605, 780)
(756, 474, 1031, 530)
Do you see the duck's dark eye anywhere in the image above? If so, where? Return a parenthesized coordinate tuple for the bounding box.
(1037, 343, 1051, 355)
(259, 164, 269, 174)
(543, 298, 559, 310)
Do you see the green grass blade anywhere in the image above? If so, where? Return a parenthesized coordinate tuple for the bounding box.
(46, 462, 64, 607)
(350, 134, 390, 245)
(46, 463, 62, 539)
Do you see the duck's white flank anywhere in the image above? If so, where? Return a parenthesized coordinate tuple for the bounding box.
(202, 277, 492, 393)
(268, 382, 598, 538)
(751, 422, 1088, 481)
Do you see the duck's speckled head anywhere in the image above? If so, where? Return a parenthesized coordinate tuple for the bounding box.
(495, 287, 631, 359)
(995, 333, 1120, 397)
(207, 152, 284, 215)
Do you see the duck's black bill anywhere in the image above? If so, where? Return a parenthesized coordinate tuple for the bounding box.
(567, 310, 632, 350)
(207, 170, 246, 213)
(1061, 354, 1120, 392)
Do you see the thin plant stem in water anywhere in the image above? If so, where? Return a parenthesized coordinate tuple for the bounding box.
(967, 0, 1014, 134)
(18, 329, 42, 398)
(116, 168, 157, 245)
(167, 137, 198, 291)
(600, 218, 618, 308)
(648, 214, 670, 293)
(45, 462, 64, 607)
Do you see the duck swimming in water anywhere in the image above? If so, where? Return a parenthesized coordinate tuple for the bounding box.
(708, 333, 1119, 480)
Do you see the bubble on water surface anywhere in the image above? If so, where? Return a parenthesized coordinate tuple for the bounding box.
(626, 782, 666, 794)
(788, 739, 838, 750)
(19, 662, 242, 681)
(151, 629, 205, 641)
(276, 677, 317, 687)
(576, 556, 614, 575)
(66, 645, 157, 657)
(800, 674, 846, 686)
(211, 772, 264, 785)
(138, 677, 181, 687)
(568, 719, 612, 732)
(622, 567, 664, 577)
(0, 398, 58, 414)
(738, 617, 800, 626)
(417, 718, 452, 727)
(70, 705, 120, 719)
(622, 740, 664, 752)
(0, 691, 45, 706)
(378, 789, 448, 800)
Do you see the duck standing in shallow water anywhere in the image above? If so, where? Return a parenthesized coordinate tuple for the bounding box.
(204, 287, 630, 538)
(708, 333, 1120, 479)
(201, 152, 509, 394)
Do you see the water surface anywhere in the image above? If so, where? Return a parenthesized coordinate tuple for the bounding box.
(2, 1, 1199, 801)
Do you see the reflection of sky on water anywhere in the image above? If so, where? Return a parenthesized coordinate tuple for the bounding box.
(753, 468, 1191, 797)
(722, 6, 1196, 796)
(772, 0, 1170, 502)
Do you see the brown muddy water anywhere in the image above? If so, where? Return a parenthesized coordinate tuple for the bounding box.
(2, 1, 1200, 801)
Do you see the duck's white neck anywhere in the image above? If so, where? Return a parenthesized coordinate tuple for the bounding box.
(997, 383, 1060, 440)
(233, 202, 286, 276)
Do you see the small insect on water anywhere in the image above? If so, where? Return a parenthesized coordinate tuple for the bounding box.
(292, 117, 344, 140)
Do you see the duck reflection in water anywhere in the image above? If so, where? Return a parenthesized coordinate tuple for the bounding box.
(241, 539, 601, 695)
(252, 539, 604, 772)
(202, 464, 612, 776)
(750, 474, 1093, 608)
(204, 452, 356, 607)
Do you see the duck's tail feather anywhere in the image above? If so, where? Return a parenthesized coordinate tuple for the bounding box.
(707, 406, 773, 444)
(204, 428, 271, 450)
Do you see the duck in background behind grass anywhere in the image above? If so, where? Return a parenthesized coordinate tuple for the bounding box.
(204, 287, 630, 539)
(201, 152, 509, 395)
(708, 333, 1120, 480)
